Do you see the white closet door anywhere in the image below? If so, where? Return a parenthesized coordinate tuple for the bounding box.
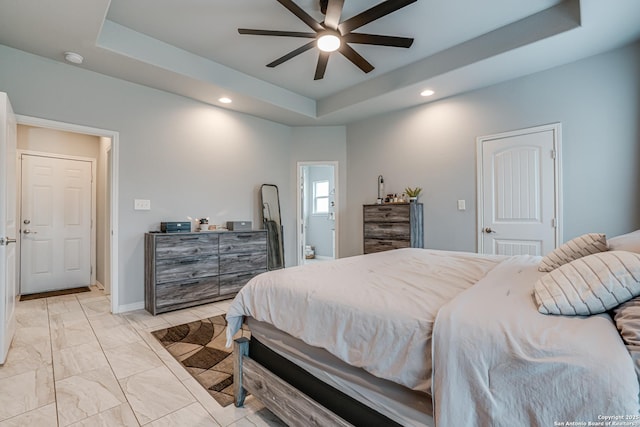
(21, 154, 92, 294)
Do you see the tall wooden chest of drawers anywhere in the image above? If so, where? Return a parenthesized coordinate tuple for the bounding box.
(145, 230, 267, 315)
(363, 203, 423, 254)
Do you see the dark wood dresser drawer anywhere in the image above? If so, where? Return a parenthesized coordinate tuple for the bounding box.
(155, 255, 219, 284)
(363, 222, 410, 240)
(364, 239, 411, 253)
(219, 232, 267, 253)
(219, 269, 265, 296)
(155, 277, 220, 312)
(145, 230, 269, 315)
(362, 203, 423, 254)
(219, 252, 267, 274)
(364, 204, 410, 222)
(155, 234, 219, 259)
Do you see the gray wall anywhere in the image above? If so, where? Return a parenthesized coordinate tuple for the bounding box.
(0, 45, 296, 309)
(290, 127, 347, 259)
(344, 40, 640, 257)
(2, 39, 639, 308)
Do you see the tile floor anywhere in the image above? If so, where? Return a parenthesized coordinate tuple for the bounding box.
(0, 287, 284, 426)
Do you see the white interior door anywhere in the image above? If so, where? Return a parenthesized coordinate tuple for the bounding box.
(0, 93, 18, 364)
(20, 154, 92, 294)
(477, 124, 560, 256)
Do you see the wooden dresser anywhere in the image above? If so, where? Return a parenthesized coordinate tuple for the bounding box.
(363, 203, 424, 254)
(145, 230, 267, 315)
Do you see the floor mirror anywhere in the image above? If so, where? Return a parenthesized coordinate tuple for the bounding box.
(260, 184, 284, 270)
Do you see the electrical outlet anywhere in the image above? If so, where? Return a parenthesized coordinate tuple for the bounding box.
(134, 199, 151, 210)
(457, 200, 466, 211)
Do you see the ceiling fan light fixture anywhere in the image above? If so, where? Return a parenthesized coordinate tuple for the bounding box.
(219, 97, 232, 104)
(420, 89, 435, 97)
(317, 33, 341, 52)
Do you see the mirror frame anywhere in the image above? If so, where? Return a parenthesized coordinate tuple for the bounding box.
(260, 184, 284, 270)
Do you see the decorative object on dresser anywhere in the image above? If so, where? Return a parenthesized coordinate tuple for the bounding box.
(363, 203, 423, 254)
(404, 186, 422, 203)
(144, 230, 267, 315)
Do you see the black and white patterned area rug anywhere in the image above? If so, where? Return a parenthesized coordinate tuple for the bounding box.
(151, 314, 249, 407)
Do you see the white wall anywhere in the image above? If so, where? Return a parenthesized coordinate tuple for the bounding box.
(17, 125, 100, 158)
(0, 45, 295, 309)
(344, 40, 640, 256)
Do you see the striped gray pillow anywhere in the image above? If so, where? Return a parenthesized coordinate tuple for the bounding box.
(534, 251, 640, 315)
(538, 233, 608, 272)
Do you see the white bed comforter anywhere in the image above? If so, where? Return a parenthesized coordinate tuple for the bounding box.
(432, 255, 640, 426)
(226, 248, 503, 392)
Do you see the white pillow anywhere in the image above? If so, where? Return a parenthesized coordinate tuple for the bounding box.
(608, 230, 640, 254)
(534, 251, 640, 315)
(538, 233, 607, 272)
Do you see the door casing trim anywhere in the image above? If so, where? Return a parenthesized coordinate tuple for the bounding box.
(296, 161, 339, 265)
(15, 115, 120, 314)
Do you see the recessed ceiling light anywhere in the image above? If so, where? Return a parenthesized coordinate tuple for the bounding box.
(317, 33, 341, 52)
(219, 97, 232, 104)
(420, 89, 435, 97)
(64, 51, 84, 64)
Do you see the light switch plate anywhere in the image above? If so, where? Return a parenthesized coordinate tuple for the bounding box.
(134, 199, 151, 210)
(457, 200, 466, 211)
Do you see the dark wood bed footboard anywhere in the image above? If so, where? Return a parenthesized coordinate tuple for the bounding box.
(233, 337, 403, 427)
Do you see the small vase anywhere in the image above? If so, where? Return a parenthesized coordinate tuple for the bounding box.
(409, 197, 418, 203)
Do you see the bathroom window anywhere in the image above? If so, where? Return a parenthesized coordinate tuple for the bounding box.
(313, 180, 329, 214)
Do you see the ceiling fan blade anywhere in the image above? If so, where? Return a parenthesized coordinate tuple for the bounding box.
(323, 0, 344, 30)
(276, 0, 324, 32)
(238, 29, 316, 38)
(339, 44, 374, 73)
(338, 0, 417, 34)
(314, 51, 330, 80)
(267, 40, 316, 68)
(343, 33, 414, 48)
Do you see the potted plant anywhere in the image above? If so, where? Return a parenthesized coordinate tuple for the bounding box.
(405, 187, 422, 202)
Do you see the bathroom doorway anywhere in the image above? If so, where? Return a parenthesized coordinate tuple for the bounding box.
(297, 162, 338, 265)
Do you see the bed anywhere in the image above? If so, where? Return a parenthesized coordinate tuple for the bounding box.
(226, 235, 640, 426)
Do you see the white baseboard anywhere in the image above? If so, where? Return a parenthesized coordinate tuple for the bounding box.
(115, 301, 145, 314)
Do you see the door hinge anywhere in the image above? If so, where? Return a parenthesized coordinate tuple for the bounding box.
(551, 218, 557, 228)
(550, 149, 556, 159)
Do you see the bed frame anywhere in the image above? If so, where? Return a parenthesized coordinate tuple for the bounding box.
(233, 336, 403, 427)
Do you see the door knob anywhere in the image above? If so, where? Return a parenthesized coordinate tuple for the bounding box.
(23, 229, 37, 235)
(483, 227, 496, 233)
(23, 219, 30, 224)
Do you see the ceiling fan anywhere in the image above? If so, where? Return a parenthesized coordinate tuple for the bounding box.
(238, 0, 417, 80)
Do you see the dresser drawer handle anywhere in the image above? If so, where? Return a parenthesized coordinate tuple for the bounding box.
(378, 207, 393, 211)
(235, 234, 253, 239)
(378, 224, 393, 228)
(178, 259, 199, 264)
(179, 280, 200, 286)
(379, 241, 392, 246)
(179, 237, 200, 241)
